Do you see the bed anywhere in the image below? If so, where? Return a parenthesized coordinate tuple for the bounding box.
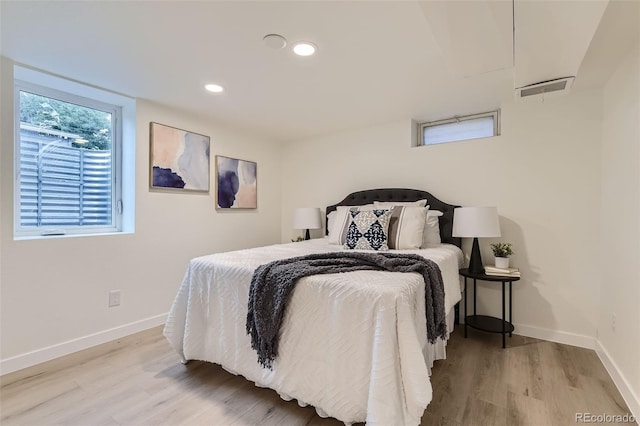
(163, 188, 463, 425)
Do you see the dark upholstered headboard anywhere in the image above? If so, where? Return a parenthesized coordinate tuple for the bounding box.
(325, 188, 461, 248)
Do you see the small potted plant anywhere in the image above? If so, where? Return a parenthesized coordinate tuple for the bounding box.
(490, 242, 513, 268)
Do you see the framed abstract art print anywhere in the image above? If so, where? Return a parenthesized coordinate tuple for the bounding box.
(215, 155, 257, 209)
(149, 122, 210, 193)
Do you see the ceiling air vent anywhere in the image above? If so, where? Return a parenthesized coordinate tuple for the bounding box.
(515, 77, 575, 100)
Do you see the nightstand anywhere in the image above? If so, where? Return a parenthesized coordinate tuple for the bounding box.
(459, 268, 520, 348)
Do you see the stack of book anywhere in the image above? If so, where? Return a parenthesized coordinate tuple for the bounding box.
(484, 265, 520, 277)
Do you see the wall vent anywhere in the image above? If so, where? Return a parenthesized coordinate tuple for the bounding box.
(515, 77, 575, 100)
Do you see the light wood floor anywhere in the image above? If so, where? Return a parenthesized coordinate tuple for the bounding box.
(0, 327, 632, 426)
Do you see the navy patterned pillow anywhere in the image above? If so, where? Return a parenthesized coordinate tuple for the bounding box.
(344, 209, 392, 251)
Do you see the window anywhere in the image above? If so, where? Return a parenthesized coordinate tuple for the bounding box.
(14, 67, 135, 238)
(416, 110, 500, 146)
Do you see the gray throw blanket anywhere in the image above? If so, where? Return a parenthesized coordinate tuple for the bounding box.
(246, 251, 447, 369)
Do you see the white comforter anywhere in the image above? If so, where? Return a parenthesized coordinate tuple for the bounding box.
(163, 238, 463, 425)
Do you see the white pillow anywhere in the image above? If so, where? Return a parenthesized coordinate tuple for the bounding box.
(326, 211, 336, 236)
(374, 199, 427, 208)
(422, 210, 443, 247)
(328, 204, 375, 244)
(387, 206, 428, 249)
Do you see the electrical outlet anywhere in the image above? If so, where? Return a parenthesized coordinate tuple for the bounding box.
(611, 313, 616, 330)
(109, 290, 121, 307)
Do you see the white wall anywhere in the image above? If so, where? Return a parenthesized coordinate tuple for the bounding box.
(281, 89, 603, 345)
(0, 58, 282, 369)
(598, 41, 640, 411)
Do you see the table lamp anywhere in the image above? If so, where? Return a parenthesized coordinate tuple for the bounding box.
(293, 207, 322, 240)
(452, 206, 501, 274)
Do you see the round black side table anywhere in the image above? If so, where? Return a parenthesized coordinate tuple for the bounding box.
(459, 268, 520, 348)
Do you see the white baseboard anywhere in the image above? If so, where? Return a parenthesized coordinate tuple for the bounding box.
(596, 341, 640, 422)
(0, 313, 167, 376)
(513, 322, 596, 349)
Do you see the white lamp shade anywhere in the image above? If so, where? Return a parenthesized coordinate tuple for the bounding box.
(293, 207, 322, 230)
(452, 207, 501, 238)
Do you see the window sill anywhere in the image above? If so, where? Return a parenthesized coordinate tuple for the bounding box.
(14, 230, 134, 241)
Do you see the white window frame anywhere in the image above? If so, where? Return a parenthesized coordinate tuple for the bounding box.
(13, 66, 135, 239)
(416, 110, 500, 146)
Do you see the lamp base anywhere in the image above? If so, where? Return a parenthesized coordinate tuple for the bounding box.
(305, 229, 311, 240)
(468, 237, 485, 274)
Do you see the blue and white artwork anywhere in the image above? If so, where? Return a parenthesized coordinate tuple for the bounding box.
(150, 122, 210, 192)
(216, 156, 257, 209)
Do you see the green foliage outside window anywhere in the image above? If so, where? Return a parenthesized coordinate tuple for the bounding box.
(20, 91, 112, 150)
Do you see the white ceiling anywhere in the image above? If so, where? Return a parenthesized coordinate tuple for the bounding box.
(513, 0, 608, 89)
(0, 0, 630, 143)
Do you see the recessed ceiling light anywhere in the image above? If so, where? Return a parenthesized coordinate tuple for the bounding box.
(263, 34, 287, 49)
(292, 42, 317, 57)
(204, 83, 224, 93)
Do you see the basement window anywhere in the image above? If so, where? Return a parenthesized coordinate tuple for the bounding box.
(13, 66, 136, 239)
(416, 110, 500, 146)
